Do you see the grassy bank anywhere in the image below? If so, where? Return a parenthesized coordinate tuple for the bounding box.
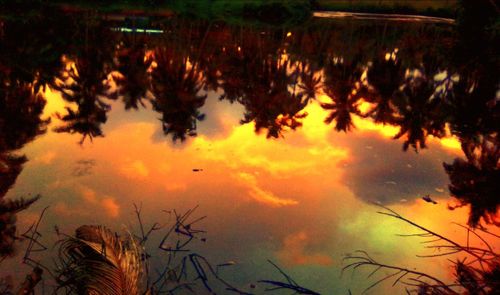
(165, 0, 312, 25)
(0, 0, 313, 26)
(1, 0, 459, 17)
(315, 0, 458, 18)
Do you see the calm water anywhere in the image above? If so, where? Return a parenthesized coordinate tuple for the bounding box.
(1, 7, 499, 295)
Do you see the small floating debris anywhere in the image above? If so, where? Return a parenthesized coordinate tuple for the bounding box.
(192, 168, 204, 172)
(422, 194, 438, 204)
(385, 181, 397, 185)
(216, 261, 237, 274)
(217, 261, 236, 267)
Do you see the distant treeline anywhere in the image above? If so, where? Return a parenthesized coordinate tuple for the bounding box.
(0, 0, 460, 19)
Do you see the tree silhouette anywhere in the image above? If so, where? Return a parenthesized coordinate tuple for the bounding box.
(0, 80, 46, 258)
(239, 56, 308, 138)
(364, 57, 404, 124)
(0, 7, 75, 93)
(52, 18, 116, 144)
(53, 58, 112, 144)
(113, 36, 153, 110)
(321, 56, 363, 132)
(391, 68, 447, 152)
(297, 63, 322, 102)
(150, 48, 207, 142)
(444, 136, 500, 227)
(216, 46, 252, 104)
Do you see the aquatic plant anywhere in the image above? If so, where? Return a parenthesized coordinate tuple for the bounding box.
(344, 205, 499, 294)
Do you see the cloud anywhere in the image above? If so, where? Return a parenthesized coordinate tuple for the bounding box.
(78, 187, 120, 218)
(164, 182, 187, 192)
(33, 151, 56, 165)
(277, 231, 333, 266)
(191, 115, 348, 177)
(101, 197, 120, 218)
(236, 173, 298, 207)
(120, 160, 150, 179)
(81, 186, 97, 203)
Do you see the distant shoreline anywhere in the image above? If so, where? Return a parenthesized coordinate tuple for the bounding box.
(0, 0, 457, 24)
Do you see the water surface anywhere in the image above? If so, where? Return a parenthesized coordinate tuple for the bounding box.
(0, 8, 498, 294)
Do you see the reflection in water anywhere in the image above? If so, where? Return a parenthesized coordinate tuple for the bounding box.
(113, 36, 152, 110)
(0, 2, 498, 293)
(52, 17, 116, 144)
(151, 48, 207, 141)
(321, 54, 364, 132)
(0, 81, 47, 257)
(445, 136, 500, 227)
(237, 56, 308, 138)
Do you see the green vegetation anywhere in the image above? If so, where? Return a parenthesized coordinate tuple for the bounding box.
(315, 0, 458, 18)
(166, 0, 312, 25)
(0, 0, 313, 26)
(0, 0, 459, 22)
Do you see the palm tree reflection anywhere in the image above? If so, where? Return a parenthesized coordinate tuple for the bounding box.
(364, 57, 403, 124)
(445, 136, 500, 227)
(52, 19, 115, 144)
(391, 68, 446, 152)
(150, 48, 207, 142)
(239, 57, 308, 138)
(0, 7, 497, 230)
(113, 36, 153, 110)
(321, 56, 363, 132)
(53, 59, 112, 144)
(0, 81, 46, 257)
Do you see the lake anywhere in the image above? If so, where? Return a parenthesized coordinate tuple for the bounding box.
(0, 6, 499, 295)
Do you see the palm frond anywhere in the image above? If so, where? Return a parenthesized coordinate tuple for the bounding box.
(0, 195, 40, 214)
(57, 225, 143, 295)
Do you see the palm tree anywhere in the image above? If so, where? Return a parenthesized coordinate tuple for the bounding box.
(216, 46, 253, 104)
(364, 57, 404, 124)
(52, 17, 116, 144)
(0, 196, 40, 258)
(239, 56, 308, 138)
(113, 36, 153, 110)
(0, 8, 74, 93)
(0, 78, 46, 259)
(321, 57, 363, 132)
(297, 63, 322, 102)
(57, 225, 143, 295)
(444, 135, 500, 227)
(150, 48, 207, 142)
(0, 82, 49, 152)
(391, 68, 447, 152)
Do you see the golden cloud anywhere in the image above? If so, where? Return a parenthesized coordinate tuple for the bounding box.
(236, 172, 298, 207)
(120, 159, 150, 179)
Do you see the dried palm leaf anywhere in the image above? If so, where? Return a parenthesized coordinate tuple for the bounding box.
(58, 225, 143, 295)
